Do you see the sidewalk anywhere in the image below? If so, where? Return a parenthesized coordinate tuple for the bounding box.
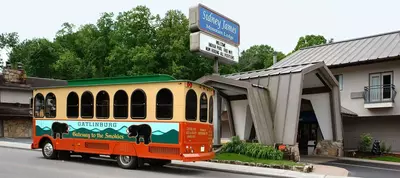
(0, 140, 354, 178)
(170, 160, 351, 178)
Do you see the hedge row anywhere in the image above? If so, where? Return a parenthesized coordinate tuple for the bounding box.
(220, 136, 284, 160)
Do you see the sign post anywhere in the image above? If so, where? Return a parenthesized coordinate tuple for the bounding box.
(189, 4, 240, 74)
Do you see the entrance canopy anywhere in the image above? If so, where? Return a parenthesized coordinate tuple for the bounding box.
(198, 62, 344, 146)
(196, 75, 275, 145)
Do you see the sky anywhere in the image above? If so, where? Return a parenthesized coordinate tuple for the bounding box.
(1, 0, 400, 60)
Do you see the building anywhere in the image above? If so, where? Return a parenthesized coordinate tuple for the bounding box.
(270, 30, 400, 152)
(197, 61, 344, 157)
(203, 30, 400, 154)
(0, 65, 67, 138)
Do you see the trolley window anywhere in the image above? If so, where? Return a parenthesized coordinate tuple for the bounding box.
(34, 93, 44, 118)
(81, 91, 94, 118)
(156, 88, 173, 120)
(96, 91, 110, 119)
(67, 92, 79, 118)
(209, 96, 213, 124)
(131, 89, 146, 119)
(114, 90, 128, 119)
(185, 89, 197, 121)
(45, 93, 56, 118)
(199, 93, 207, 122)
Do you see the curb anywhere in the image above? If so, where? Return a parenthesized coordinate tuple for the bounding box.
(0, 145, 38, 152)
(337, 157, 400, 166)
(303, 154, 400, 166)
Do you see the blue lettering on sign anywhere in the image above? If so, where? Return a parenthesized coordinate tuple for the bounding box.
(199, 6, 240, 45)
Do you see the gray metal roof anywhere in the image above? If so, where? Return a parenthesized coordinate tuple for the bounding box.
(341, 106, 358, 116)
(225, 30, 400, 80)
(224, 63, 318, 80)
(273, 30, 400, 68)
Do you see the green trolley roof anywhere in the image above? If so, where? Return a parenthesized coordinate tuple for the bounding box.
(66, 74, 177, 87)
(33, 74, 213, 90)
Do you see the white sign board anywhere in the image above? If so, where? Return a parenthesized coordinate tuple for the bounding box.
(190, 31, 239, 64)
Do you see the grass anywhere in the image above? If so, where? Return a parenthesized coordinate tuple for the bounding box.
(367, 156, 400, 163)
(214, 153, 303, 166)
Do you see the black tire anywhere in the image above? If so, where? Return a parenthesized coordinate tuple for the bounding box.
(116, 155, 138, 169)
(41, 140, 58, 159)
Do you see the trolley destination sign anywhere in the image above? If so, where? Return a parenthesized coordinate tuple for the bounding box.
(189, 4, 240, 65)
(189, 4, 240, 46)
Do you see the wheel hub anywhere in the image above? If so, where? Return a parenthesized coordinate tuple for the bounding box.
(120, 156, 132, 165)
(44, 143, 53, 157)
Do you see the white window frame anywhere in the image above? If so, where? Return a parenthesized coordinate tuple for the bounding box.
(334, 74, 343, 91)
(369, 71, 393, 102)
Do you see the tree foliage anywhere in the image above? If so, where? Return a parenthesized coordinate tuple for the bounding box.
(0, 32, 19, 67)
(3, 5, 327, 80)
(293, 35, 327, 52)
(238, 45, 285, 71)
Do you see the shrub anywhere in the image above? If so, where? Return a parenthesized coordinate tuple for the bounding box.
(387, 145, 392, 153)
(221, 136, 242, 153)
(380, 141, 387, 153)
(359, 133, 373, 152)
(379, 141, 392, 154)
(221, 136, 283, 160)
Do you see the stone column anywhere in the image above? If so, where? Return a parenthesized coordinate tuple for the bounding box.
(213, 91, 222, 146)
(0, 120, 3, 137)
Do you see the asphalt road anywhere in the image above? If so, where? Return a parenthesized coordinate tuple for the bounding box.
(322, 159, 400, 178)
(0, 147, 270, 178)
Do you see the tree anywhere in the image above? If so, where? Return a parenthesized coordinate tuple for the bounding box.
(106, 6, 159, 77)
(0, 32, 19, 68)
(238, 45, 285, 72)
(293, 35, 327, 52)
(3, 5, 292, 80)
(8, 38, 59, 78)
(154, 9, 214, 80)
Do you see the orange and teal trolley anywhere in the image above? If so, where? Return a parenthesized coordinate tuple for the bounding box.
(30, 75, 215, 169)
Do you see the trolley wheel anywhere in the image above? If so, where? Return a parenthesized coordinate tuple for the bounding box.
(42, 140, 58, 159)
(116, 155, 138, 169)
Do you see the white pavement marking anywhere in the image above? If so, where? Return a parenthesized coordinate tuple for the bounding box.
(329, 162, 400, 172)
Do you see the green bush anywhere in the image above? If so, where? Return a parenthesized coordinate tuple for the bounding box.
(380, 141, 392, 154)
(381, 141, 387, 153)
(387, 145, 392, 153)
(359, 133, 373, 152)
(221, 136, 283, 160)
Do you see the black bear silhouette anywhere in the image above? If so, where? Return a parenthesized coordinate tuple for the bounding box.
(127, 124, 152, 145)
(51, 122, 69, 139)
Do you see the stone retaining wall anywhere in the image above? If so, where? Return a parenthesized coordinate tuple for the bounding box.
(3, 119, 32, 138)
(313, 140, 343, 156)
